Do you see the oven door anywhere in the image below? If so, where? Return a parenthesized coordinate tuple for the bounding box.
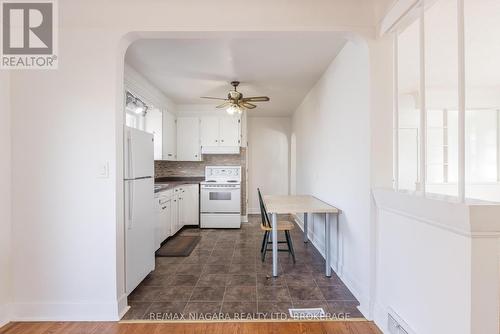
(201, 185, 241, 213)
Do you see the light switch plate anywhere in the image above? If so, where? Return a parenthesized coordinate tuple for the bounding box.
(98, 162, 109, 178)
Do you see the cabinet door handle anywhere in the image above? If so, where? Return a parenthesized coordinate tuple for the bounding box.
(168, 154, 172, 157)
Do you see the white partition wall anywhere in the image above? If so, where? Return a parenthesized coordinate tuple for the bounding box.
(393, 0, 500, 203)
(376, 1, 500, 333)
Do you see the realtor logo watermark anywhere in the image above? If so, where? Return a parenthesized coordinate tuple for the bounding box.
(1, 0, 58, 69)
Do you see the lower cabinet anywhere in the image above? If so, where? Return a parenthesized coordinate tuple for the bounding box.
(154, 189, 173, 250)
(178, 184, 200, 226)
(155, 184, 200, 248)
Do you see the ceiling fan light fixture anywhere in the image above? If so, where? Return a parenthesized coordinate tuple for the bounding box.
(226, 104, 243, 115)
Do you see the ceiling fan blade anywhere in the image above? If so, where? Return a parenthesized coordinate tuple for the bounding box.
(201, 96, 228, 101)
(216, 101, 232, 108)
(241, 96, 270, 102)
(240, 102, 257, 109)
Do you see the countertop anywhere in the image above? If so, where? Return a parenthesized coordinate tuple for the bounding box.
(154, 176, 204, 193)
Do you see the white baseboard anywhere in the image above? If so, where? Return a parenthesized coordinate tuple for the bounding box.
(373, 302, 389, 333)
(11, 300, 121, 321)
(294, 214, 370, 320)
(117, 293, 129, 320)
(247, 208, 260, 215)
(0, 303, 11, 328)
(240, 214, 248, 223)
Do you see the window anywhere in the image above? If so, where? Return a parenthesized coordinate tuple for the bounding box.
(394, 0, 500, 203)
(397, 18, 421, 192)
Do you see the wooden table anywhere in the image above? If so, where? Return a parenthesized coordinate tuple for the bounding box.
(263, 195, 341, 277)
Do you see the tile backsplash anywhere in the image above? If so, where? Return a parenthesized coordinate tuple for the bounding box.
(155, 148, 247, 215)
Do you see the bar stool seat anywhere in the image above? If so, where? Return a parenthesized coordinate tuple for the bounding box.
(257, 188, 296, 263)
(260, 220, 295, 231)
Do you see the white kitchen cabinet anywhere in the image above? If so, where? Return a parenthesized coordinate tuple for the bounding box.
(162, 111, 177, 160)
(171, 189, 180, 235)
(200, 116, 241, 154)
(220, 116, 240, 147)
(179, 184, 199, 226)
(144, 108, 163, 160)
(177, 117, 201, 161)
(200, 117, 220, 147)
(154, 189, 173, 250)
(154, 184, 200, 245)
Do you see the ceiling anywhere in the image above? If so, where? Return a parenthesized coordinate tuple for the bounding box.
(125, 33, 347, 116)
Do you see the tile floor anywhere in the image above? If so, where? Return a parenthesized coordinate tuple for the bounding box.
(123, 214, 362, 321)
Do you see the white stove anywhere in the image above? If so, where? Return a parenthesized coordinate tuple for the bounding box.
(200, 166, 241, 228)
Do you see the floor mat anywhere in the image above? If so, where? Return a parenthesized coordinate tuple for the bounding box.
(156, 235, 201, 257)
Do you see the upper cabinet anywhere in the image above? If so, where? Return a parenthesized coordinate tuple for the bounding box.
(144, 108, 163, 160)
(200, 116, 241, 154)
(177, 117, 201, 161)
(162, 111, 177, 161)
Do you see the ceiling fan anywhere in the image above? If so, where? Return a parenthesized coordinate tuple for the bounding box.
(201, 81, 270, 115)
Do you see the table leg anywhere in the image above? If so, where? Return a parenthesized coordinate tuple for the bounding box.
(303, 213, 309, 243)
(272, 212, 278, 277)
(325, 213, 331, 277)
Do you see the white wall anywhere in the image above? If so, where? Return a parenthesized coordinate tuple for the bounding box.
(372, 189, 500, 334)
(247, 117, 291, 213)
(7, 0, 382, 321)
(375, 208, 470, 334)
(0, 71, 12, 327)
(292, 40, 372, 312)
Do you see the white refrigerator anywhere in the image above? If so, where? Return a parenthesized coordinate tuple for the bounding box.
(124, 126, 155, 294)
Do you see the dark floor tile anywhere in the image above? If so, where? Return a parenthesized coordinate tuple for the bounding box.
(318, 285, 357, 301)
(183, 302, 222, 315)
(168, 274, 200, 286)
(157, 286, 194, 302)
(212, 249, 234, 258)
(257, 302, 292, 316)
(257, 274, 286, 287)
(128, 286, 164, 302)
(190, 286, 225, 302)
(231, 256, 257, 264)
(146, 302, 187, 319)
(284, 273, 314, 286)
(206, 255, 233, 264)
(122, 302, 151, 320)
(312, 272, 343, 286)
(214, 240, 236, 247)
(155, 257, 184, 266)
(182, 254, 211, 264)
(175, 263, 204, 275)
(326, 301, 364, 318)
(229, 263, 256, 274)
(141, 272, 173, 287)
(154, 263, 181, 275)
(281, 263, 312, 274)
(257, 286, 291, 302)
(197, 274, 229, 287)
(202, 264, 230, 274)
(227, 274, 257, 286)
(233, 249, 256, 258)
(287, 285, 324, 301)
(220, 302, 257, 316)
(256, 262, 281, 274)
(224, 286, 257, 302)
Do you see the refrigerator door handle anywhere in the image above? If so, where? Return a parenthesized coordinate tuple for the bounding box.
(127, 132, 134, 180)
(128, 181, 134, 229)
